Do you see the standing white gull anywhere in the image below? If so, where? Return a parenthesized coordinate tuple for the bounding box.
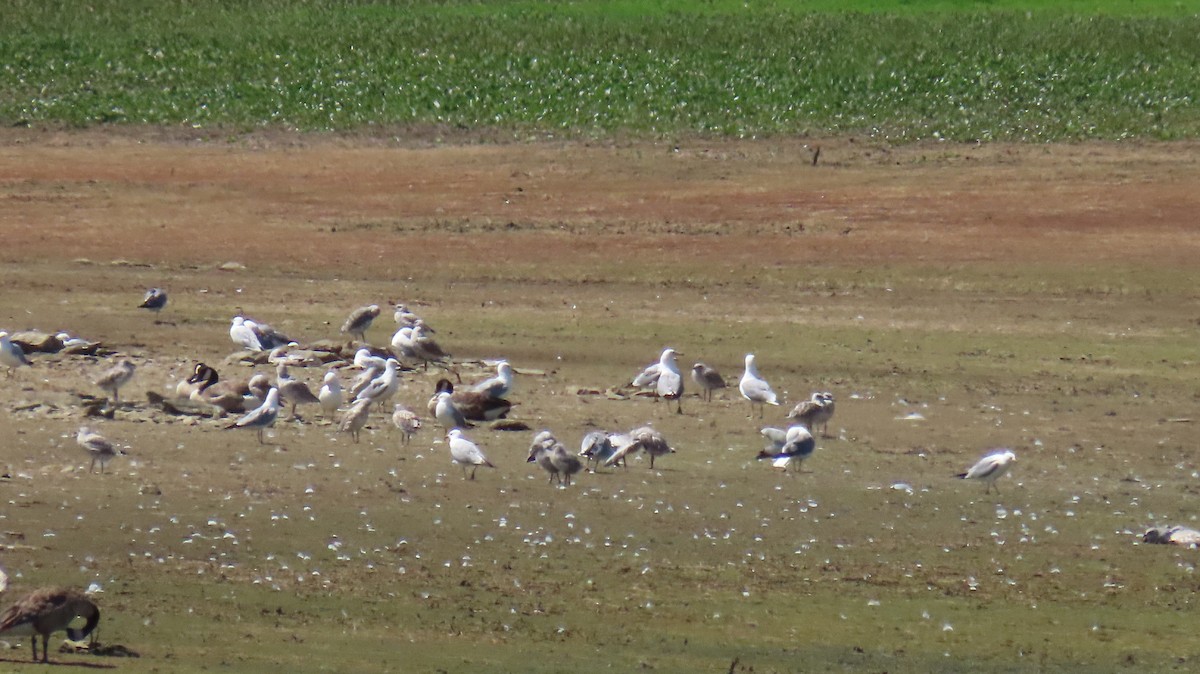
(433, 390, 473, 430)
(393, 303, 422, 327)
(225, 387, 280, 444)
(229, 316, 264, 352)
(447, 428, 495, 480)
(739, 354, 779, 419)
(655, 348, 685, 414)
(354, 358, 401, 408)
(0, 331, 31, 377)
(317, 369, 342, 418)
(690, 362, 726, 402)
(76, 426, 124, 474)
(342, 304, 381, 343)
(95, 359, 136, 406)
(138, 287, 168, 322)
(957, 449, 1017, 494)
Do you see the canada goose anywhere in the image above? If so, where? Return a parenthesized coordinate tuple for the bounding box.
(739, 354, 779, 419)
(428, 379, 512, 422)
(0, 586, 100, 663)
(185, 363, 252, 415)
(447, 429, 494, 480)
(690, 362, 726, 402)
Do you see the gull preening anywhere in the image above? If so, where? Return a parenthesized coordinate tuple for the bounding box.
(756, 425, 816, 472)
(391, 404, 422, 445)
(76, 426, 124, 473)
(229, 315, 291, 352)
(95, 358, 136, 405)
(447, 428, 494, 480)
(433, 390, 473, 430)
(226, 387, 280, 444)
(690, 362, 726, 402)
(0, 586, 100, 663)
(739, 354, 779, 419)
(411, 321, 450, 370)
(956, 449, 1017, 494)
(138, 287, 168, 321)
(342, 304, 381, 343)
(579, 430, 617, 471)
(0, 331, 32, 376)
(630, 355, 662, 392)
(354, 358, 401, 408)
(605, 426, 675, 470)
(787, 392, 836, 437)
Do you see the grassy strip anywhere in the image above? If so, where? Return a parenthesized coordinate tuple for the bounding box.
(1, 1, 1198, 140)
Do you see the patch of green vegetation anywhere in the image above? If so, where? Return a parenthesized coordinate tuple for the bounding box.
(1, 1, 1198, 140)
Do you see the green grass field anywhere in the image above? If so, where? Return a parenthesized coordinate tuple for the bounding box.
(2, 1, 1198, 140)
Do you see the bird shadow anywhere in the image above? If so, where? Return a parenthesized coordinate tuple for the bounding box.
(0, 656, 117, 669)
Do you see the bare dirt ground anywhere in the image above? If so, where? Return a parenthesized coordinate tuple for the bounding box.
(0, 128, 1198, 672)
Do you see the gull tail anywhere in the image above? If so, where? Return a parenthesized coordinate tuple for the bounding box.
(954, 472, 968, 479)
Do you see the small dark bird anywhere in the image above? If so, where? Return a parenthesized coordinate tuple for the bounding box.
(138, 287, 168, 322)
(0, 586, 100, 663)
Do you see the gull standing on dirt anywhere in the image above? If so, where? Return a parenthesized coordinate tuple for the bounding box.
(393, 303, 422, 328)
(0, 331, 31, 377)
(138, 287, 168, 322)
(579, 430, 617, 471)
(338, 398, 372, 443)
(391, 404, 422, 445)
(318, 369, 342, 418)
(342, 304, 381, 343)
(276, 362, 321, 418)
(354, 358, 401, 408)
(739, 354, 779, 419)
(434, 390, 473, 430)
(447, 428, 495, 480)
(76, 426, 123, 474)
(957, 449, 1017, 494)
(787, 391, 836, 437)
(471, 361, 515, 399)
(229, 316, 264, 351)
(95, 358, 136, 406)
(225, 386, 280, 444)
(528, 430, 583, 486)
(654, 348, 685, 414)
(605, 426, 675, 470)
(690, 362, 726, 402)
(0, 586, 101, 664)
(411, 321, 450, 370)
(756, 425, 816, 472)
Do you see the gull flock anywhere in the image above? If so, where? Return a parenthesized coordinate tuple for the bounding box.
(0, 293, 1017, 492)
